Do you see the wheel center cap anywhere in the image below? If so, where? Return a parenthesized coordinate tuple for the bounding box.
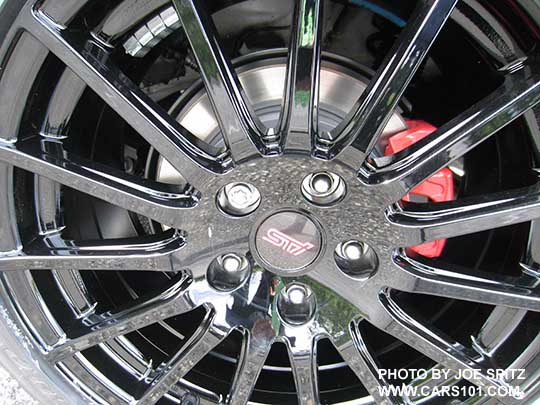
(252, 210, 323, 275)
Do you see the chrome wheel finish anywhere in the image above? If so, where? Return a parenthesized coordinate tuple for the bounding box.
(0, 1, 539, 405)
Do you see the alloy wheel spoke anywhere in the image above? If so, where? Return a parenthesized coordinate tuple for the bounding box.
(172, 0, 267, 160)
(279, 0, 323, 152)
(367, 61, 540, 202)
(0, 139, 197, 228)
(327, 0, 457, 161)
(473, 306, 527, 356)
(138, 312, 228, 405)
(391, 253, 540, 311)
(334, 323, 408, 405)
(388, 183, 540, 245)
(227, 327, 273, 405)
(21, 7, 225, 189)
(42, 67, 86, 137)
(377, 291, 520, 398)
(287, 337, 320, 405)
(46, 274, 194, 363)
(0, 230, 185, 272)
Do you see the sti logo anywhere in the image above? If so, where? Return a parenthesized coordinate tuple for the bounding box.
(262, 228, 315, 256)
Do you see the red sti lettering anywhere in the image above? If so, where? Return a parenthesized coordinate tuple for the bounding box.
(262, 228, 315, 257)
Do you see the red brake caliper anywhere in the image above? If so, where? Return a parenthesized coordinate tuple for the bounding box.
(385, 120, 455, 258)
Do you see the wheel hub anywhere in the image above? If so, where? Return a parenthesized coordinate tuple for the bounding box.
(157, 58, 407, 272)
(155, 59, 408, 318)
(150, 59, 412, 377)
(252, 210, 323, 275)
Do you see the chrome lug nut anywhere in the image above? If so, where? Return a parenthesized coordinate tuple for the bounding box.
(217, 182, 261, 216)
(277, 283, 316, 325)
(302, 171, 346, 206)
(335, 240, 378, 278)
(180, 393, 199, 405)
(207, 253, 251, 291)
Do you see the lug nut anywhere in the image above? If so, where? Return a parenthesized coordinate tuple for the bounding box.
(217, 182, 261, 216)
(277, 283, 316, 325)
(311, 173, 333, 193)
(335, 240, 378, 278)
(302, 171, 346, 206)
(207, 253, 251, 291)
(180, 393, 199, 405)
